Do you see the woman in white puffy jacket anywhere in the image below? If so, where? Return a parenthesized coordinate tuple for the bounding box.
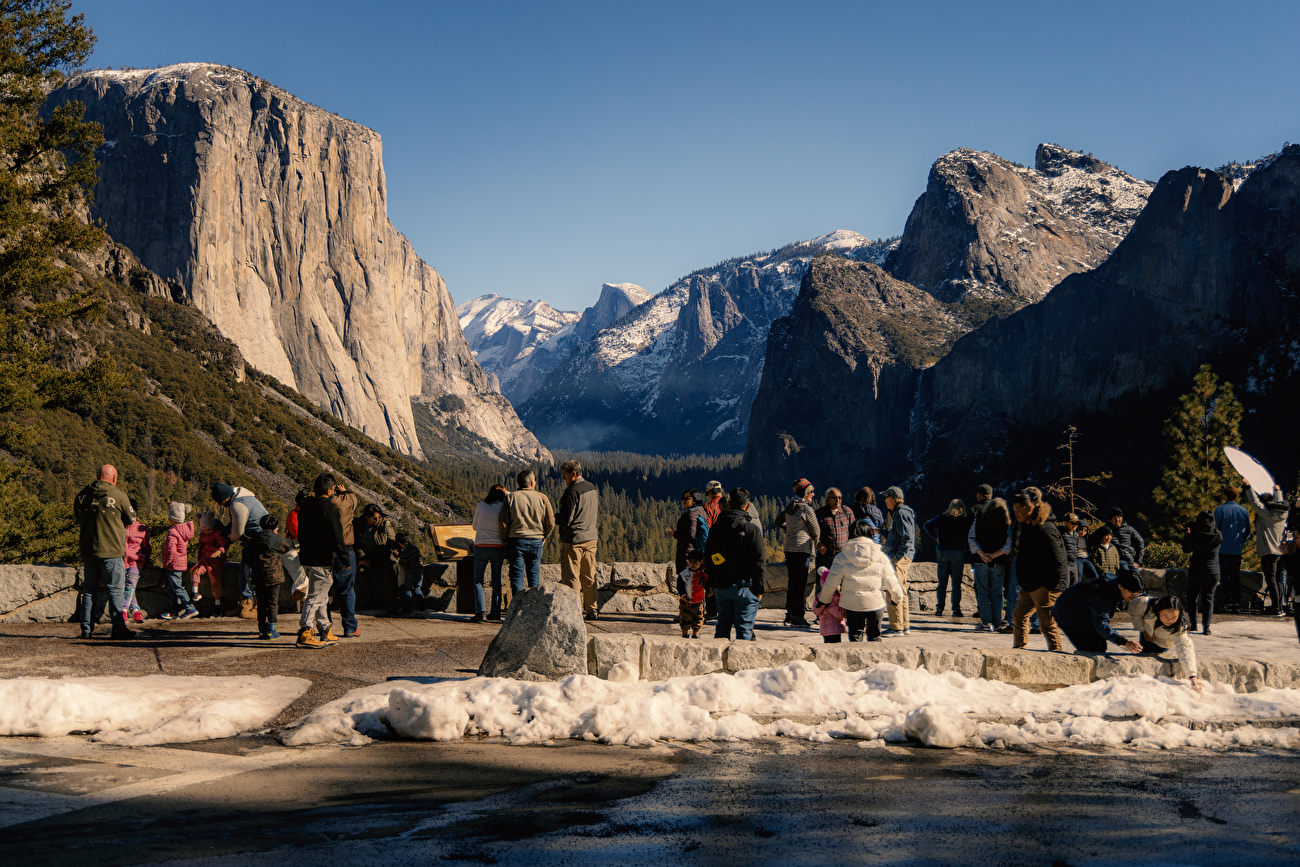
(1128, 594, 1204, 693)
(818, 519, 905, 642)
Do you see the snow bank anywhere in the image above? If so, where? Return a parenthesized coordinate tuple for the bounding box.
(0, 676, 310, 745)
(279, 662, 1300, 750)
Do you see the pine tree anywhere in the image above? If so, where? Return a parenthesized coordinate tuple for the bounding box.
(1147, 364, 1244, 542)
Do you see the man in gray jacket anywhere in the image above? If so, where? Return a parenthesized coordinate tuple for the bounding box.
(557, 460, 600, 620)
(882, 485, 916, 636)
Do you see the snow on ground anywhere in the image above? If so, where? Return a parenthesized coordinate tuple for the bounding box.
(280, 662, 1300, 751)
(0, 676, 309, 746)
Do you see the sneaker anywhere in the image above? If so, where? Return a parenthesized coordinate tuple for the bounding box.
(178, 607, 200, 620)
(954, 611, 967, 618)
(160, 611, 178, 621)
(131, 610, 144, 623)
(1203, 626, 1211, 636)
(296, 628, 326, 649)
(997, 624, 1014, 634)
(80, 629, 93, 640)
(681, 633, 692, 639)
(691, 632, 700, 639)
(879, 628, 897, 638)
(902, 629, 912, 636)
(342, 629, 360, 638)
(973, 622, 987, 632)
(934, 611, 945, 617)
(985, 624, 997, 633)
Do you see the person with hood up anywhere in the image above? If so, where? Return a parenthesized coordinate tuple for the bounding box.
(158, 502, 196, 622)
(121, 499, 150, 625)
(1009, 488, 1068, 651)
(923, 498, 970, 617)
(781, 478, 820, 628)
(1181, 510, 1222, 634)
(810, 566, 847, 642)
(1243, 482, 1289, 615)
(1127, 595, 1204, 692)
(74, 465, 139, 639)
(703, 488, 765, 641)
(1052, 570, 1145, 653)
(819, 519, 905, 642)
(881, 486, 916, 636)
(193, 511, 228, 610)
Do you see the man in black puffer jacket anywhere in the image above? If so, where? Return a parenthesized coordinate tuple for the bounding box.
(704, 488, 766, 641)
(1009, 488, 1068, 651)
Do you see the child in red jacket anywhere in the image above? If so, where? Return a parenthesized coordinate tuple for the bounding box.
(677, 550, 708, 638)
(122, 498, 151, 624)
(193, 510, 229, 609)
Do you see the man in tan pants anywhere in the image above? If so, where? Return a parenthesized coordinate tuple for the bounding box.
(882, 486, 916, 636)
(557, 460, 600, 620)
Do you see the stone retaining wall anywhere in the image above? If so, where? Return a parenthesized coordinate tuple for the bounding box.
(585, 633, 1299, 692)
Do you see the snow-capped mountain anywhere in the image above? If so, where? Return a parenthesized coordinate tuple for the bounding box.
(520, 232, 888, 454)
(457, 283, 650, 405)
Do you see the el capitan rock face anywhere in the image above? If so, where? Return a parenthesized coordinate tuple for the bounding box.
(885, 144, 1152, 303)
(46, 63, 546, 463)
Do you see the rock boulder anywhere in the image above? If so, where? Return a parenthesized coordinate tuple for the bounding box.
(477, 585, 588, 682)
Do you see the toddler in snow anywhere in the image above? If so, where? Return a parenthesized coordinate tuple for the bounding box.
(677, 550, 708, 638)
(194, 510, 229, 608)
(811, 566, 847, 643)
(122, 499, 151, 624)
(160, 502, 197, 621)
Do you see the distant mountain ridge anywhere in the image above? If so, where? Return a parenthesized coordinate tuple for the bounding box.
(520, 231, 892, 454)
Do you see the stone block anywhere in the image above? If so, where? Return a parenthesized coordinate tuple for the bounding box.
(982, 649, 1094, 685)
(759, 590, 787, 609)
(633, 593, 677, 612)
(610, 562, 668, 589)
(587, 634, 644, 679)
(424, 562, 456, 588)
(539, 564, 562, 585)
(597, 589, 634, 614)
(1139, 569, 1169, 595)
(641, 635, 727, 679)
(0, 586, 79, 623)
(763, 563, 790, 593)
(1092, 653, 1173, 679)
(478, 584, 587, 681)
(810, 644, 922, 672)
(1263, 659, 1300, 689)
(920, 648, 986, 679)
(725, 640, 814, 672)
(424, 586, 457, 613)
(1193, 655, 1267, 692)
(0, 564, 79, 617)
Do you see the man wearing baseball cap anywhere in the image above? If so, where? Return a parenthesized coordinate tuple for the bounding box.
(881, 486, 916, 636)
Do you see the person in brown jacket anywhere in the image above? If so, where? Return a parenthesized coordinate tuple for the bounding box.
(500, 469, 555, 596)
(325, 480, 359, 637)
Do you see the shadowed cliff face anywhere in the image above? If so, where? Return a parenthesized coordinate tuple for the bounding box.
(46, 63, 547, 463)
(885, 145, 1152, 304)
(911, 147, 1300, 488)
(742, 257, 954, 491)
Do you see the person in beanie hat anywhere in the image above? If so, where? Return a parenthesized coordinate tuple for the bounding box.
(1103, 507, 1146, 567)
(159, 502, 198, 621)
(781, 478, 819, 628)
(881, 486, 915, 636)
(211, 482, 268, 619)
(246, 514, 289, 640)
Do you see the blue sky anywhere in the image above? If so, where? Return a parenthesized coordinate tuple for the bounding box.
(76, 0, 1298, 312)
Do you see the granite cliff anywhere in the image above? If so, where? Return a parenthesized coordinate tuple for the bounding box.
(45, 63, 547, 463)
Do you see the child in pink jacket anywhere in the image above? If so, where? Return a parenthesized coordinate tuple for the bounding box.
(193, 510, 229, 607)
(122, 499, 151, 624)
(811, 566, 847, 643)
(159, 502, 197, 620)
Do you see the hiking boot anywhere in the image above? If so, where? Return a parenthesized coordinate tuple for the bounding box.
(319, 628, 339, 645)
(263, 624, 281, 640)
(291, 589, 307, 604)
(296, 628, 326, 649)
(237, 599, 257, 620)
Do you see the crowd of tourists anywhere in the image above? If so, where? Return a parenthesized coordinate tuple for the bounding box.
(74, 461, 1298, 669)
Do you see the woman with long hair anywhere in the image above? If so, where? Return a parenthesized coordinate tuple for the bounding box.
(923, 498, 969, 617)
(1127, 594, 1204, 692)
(473, 484, 509, 622)
(1181, 509, 1222, 635)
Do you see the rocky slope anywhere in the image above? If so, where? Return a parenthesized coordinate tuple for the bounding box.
(457, 282, 649, 405)
(909, 145, 1300, 493)
(521, 231, 893, 454)
(44, 63, 547, 464)
(885, 144, 1153, 304)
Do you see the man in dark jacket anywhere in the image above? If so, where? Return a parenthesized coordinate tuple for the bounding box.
(1009, 489, 1069, 650)
(74, 465, 138, 640)
(968, 492, 1011, 632)
(557, 459, 600, 620)
(703, 488, 765, 641)
(296, 473, 348, 649)
(1053, 570, 1145, 653)
(1104, 508, 1146, 566)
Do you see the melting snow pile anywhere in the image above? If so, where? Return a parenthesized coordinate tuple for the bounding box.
(0, 676, 310, 745)
(281, 662, 1300, 750)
